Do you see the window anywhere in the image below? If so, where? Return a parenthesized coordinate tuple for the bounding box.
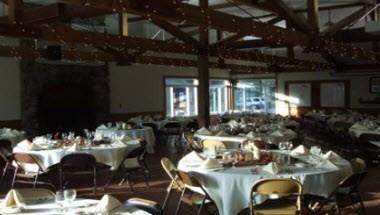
(209, 79, 229, 114)
(165, 78, 198, 117)
(233, 79, 276, 113)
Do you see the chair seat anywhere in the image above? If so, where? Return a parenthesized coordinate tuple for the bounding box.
(182, 192, 210, 206)
(253, 199, 298, 215)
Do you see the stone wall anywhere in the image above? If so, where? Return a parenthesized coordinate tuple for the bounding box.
(20, 60, 110, 136)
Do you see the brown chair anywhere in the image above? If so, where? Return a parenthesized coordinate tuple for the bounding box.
(304, 171, 368, 215)
(59, 153, 97, 193)
(12, 153, 56, 190)
(350, 157, 367, 174)
(0, 140, 13, 185)
(175, 170, 215, 215)
(249, 178, 303, 215)
(182, 131, 203, 153)
(162, 122, 182, 146)
(160, 157, 185, 210)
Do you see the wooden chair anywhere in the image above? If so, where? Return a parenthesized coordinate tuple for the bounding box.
(160, 157, 185, 210)
(59, 153, 97, 193)
(175, 170, 215, 215)
(350, 157, 367, 174)
(12, 153, 56, 190)
(249, 178, 303, 215)
(182, 131, 203, 153)
(0, 140, 13, 186)
(162, 122, 182, 146)
(304, 171, 368, 215)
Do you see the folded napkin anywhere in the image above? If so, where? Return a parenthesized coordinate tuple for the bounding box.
(67, 143, 80, 151)
(262, 162, 280, 174)
(323, 151, 341, 161)
(270, 130, 283, 137)
(97, 124, 107, 129)
(291, 145, 309, 156)
(94, 132, 103, 141)
(185, 151, 205, 163)
(96, 195, 122, 213)
(200, 158, 222, 169)
(2, 189, 25, 208)
(196, 127, 212, 135)
(228, 120, 239, 128)
(17, 139, 41, 151)
(246, 131, 255, 138)
(111, 140, 126, 147)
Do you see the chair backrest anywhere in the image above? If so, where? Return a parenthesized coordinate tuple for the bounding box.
(250, 178, 303, 214)
(60, 153, 96, 170)
(126, 146, 145, 160)
(201, 139, 226, 153)
(176, 170, 203, 188)
(338, 171, 368, 191)
(251, 178, 303, 196)
(160, 157, 177, 181)
(350, 157, 367, 173)
(13, 153, 44, 172)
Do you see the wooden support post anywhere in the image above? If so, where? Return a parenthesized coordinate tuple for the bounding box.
(8, 0, 23, 24)
(286, 22, 294, 60)
(119, 13, 128, 36)
(197, 0, 210, 128)
(308, 0, 319, 34)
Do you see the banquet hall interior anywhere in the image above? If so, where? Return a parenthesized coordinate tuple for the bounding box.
(1, 0, 380, 214)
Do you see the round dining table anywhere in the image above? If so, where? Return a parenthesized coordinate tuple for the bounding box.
(95, 127, 155, 154)
(178, 150, 352, 215)
(13, 141, 140, 172)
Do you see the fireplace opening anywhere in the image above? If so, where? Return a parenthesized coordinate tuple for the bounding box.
(38, 83, 96, 135)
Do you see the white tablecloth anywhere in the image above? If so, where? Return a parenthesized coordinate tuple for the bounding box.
(95, 127, 155, 154)
(0, 198, 151, 215)
(178, 151, 352, 215)
(0, 132, 26, 147)
(13, 142, 140, 171)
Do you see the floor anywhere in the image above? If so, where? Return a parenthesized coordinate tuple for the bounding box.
(1, 133, 380, 215)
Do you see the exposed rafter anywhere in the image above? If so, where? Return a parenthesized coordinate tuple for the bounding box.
(323, 7, 370, 35)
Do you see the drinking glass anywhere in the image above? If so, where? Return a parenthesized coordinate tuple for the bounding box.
(55, 191, 65, 213)
(285, 141, 293, 150)
(64, 189, 77, 204)
(278, 142, 287, 151)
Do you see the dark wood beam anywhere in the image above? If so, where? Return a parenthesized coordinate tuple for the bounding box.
(266, 16, 282, 25)
(333, 27, 380, 42)
(265, 0, 310, 32)
(254, 2, 369, 19)
(322, 7, 369, 35)
(308, 0, 319, 34)
(197, 0, 210, 127)
(8, 0, 23, 23)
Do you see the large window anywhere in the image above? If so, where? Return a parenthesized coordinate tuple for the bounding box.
(209, 79, 229, 114)
(165, 78, 198, 117)
(233, 79, 276, 113)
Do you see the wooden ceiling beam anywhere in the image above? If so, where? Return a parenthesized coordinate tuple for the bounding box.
(322, 7, 369, 35)
(60, 0, 310, 46)
(308, 0, 319, 33)
(263, 0, 310, 32)
(333, 27, 380, 43)
(8, 0, 23, 23)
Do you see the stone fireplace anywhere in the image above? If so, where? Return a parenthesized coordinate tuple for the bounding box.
(20, 60, 110, 136)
